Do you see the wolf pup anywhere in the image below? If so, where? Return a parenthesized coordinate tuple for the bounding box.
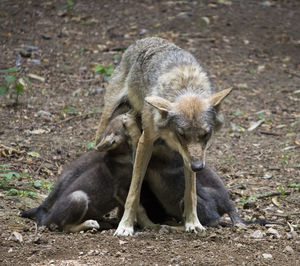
(145, 142, 265, 227)
(95, 37, 232, 236)
(21, 114, 155, 233)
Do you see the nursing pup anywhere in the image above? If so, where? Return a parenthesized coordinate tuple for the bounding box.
(95, 37, 232, 235)
(21, 114, 156, 232)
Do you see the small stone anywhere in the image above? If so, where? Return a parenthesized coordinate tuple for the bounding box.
(72, 88, 81, 97)
(263, 173, 273, 179)
(286, 232, 292, 239)
(87, 250, 94, 255)
(291, 231, 298, 239)
(262, 253, 272, 259)
(158, 225, 170, 234)
(139, 29, 148, 35)
(119, 240, 127, 245)
(267, 228, 281, 239)
(243, 39, 250, 45)
(34, 110, 51, 118)
(283, 246, 294, 254)
(259, 1, 274, 7)
(115, 251, 122, 257)
(251, 230, 264, 239)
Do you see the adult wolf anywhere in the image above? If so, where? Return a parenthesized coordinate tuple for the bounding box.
(95, 37, 232, 236)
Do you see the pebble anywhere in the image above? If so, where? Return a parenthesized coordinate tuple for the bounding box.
(266, 228, 281, 239)
(251, 230, 263, 239)
(158, 225, 171, 234)
(139, 29, 148, 35)
(34, 110, 51, 117)
(283, 246, 294, 254)
(262, 253, 272, 259)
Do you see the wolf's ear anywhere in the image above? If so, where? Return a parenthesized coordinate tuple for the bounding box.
(210, 88, 233, 108)
(145, 96, 172, 116)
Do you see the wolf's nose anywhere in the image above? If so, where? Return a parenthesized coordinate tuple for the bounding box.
(191, 161, 205, 172)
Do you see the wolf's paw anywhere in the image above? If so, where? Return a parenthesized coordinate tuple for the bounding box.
(185, 221, 206, 234)
(114, 223, 134, 237)
(83, 220, 100, 230)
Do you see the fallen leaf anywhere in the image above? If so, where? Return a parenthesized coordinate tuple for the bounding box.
(271, 196, 280, 207)
(218, 0, 232, 5)
(9, 231, 23, 244)
(248, 120, 264, 131)
(28, 151, 40, 157)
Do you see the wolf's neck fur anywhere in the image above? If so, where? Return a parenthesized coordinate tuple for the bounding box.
(156, 63, 212, 102)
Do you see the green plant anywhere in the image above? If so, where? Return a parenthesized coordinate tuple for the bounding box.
(234, 109, 244, 117)
(238, 194, 257, 209)
(94, 64, 115, 82)
(62, 105, 77, 115)
(288, 183, 300, 189)
(86, 140, 96, 149)
(6, 188, 37, 199)
(32, 180, 55, 191)
(277, 186, 286, 196)
(60, 0, 75, 10)
(258, 113, 265, 120)
(0, 67, 31, 104)
(0, 165, 20, 189)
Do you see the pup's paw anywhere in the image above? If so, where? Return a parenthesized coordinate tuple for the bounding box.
(83, 220, 100, 230)
(114, 223, 134, 237)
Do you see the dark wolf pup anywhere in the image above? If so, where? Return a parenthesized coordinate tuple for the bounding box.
(95, 37, 232, 235)
(21, 114, 157, 233)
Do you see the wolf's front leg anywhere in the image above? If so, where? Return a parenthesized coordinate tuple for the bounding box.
(183, 165, 205, 233)
(114, 132, 154, 236)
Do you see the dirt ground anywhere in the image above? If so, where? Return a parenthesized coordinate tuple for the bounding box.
(0, 0, 299, 265)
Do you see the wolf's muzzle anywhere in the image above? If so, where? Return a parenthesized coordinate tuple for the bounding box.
(191, 160, 205, 172)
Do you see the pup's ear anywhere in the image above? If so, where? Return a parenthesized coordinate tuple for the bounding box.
(210, 88, 233, 108)
(145, 96, 172, 116)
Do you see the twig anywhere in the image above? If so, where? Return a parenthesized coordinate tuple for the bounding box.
(284, 69, 300, 79)
(256, 191, 292, 199)
(35, 159, 46, 174)
(69, 78, 98, 83)
(34, 222, 38, 236)
(55, 112, 101, 125)
(260, 130, 281, 136)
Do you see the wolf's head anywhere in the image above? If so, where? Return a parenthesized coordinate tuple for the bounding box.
(145, 88, 232, 172)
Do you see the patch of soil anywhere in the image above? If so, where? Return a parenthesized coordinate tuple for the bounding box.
(0, 0, 299, 265)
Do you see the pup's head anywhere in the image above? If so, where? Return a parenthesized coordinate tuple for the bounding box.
(145, 88, 232, 172)
(96, 114, 129, 152)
